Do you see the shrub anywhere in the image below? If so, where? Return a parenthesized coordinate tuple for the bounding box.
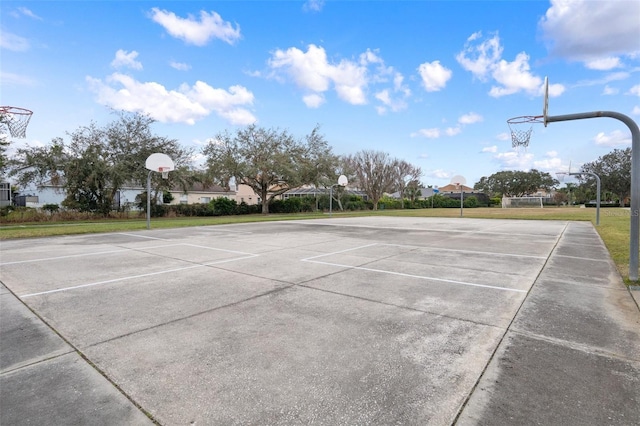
(211, 197, 238, 216)
(42, 204, 60, 214)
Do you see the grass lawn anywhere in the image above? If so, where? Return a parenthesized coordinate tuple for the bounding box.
(1, 206, 637, 283)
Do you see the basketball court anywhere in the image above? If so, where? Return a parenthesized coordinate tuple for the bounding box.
(2, 216, 639, 425)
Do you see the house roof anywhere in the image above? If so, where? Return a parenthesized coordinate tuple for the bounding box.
(438, 183, 475, 192)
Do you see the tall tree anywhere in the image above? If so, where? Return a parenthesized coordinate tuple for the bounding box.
(9, 112, 191, 214)
(203, 124, 335, 214)
(474, 169, 558, 197)
(345, 150, 396, 210)
(581, 147, 631, 206)
(392, 160, 422, 208)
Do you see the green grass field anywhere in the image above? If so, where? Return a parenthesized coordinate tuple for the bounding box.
(1, 206, 637, 283)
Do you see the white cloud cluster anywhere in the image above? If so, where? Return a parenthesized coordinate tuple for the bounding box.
(267, 44, 409, 113)
(0, 30, 29, 51)
(303, 0, 325, 12)
(539, 0, 640, 69)
(111, 50, 143, 70)
(456, 32, 553, 98)
(417, 60, 452, 92)
(170, 61, 191, 71)
(593, 130, 631, 147)
(149, 8, 241, 46)
(410, 112, 483, 139)
(87, 72, 255, 126)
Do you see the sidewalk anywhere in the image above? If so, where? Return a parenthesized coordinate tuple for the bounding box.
(457, 222, 640, 425)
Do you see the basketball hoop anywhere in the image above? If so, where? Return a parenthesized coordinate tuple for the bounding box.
(158, 167, 170, 179)
(507, 115, 544, 149)
(0, 106, 33, 138)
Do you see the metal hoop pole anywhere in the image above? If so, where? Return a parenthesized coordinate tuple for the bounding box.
(547, 111, 639, 280)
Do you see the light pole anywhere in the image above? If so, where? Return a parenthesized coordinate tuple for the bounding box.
(329, 175, 348, 217)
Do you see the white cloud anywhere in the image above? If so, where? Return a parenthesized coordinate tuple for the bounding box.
(149, 8, 241, 46)
(303, 0, 325, 12)
(0, 71, 35, 86)
(87, 73, 255, 126)
(445, 127, 461, 136)
(170, 61, 191, 71)
(456, 32, 502, 81)
(427, 169, 451, 179)
(629, 85, 640, 97)
(539, 0, 640, 65)
(481, 145, 497, 153)
(303, 93, 325, 108)
(268, 44, 407, 110)
(111, 50, 143, 70)
(18, 7, 42, 20)
(633, 106, 640, 116)
(458, 112, 483, 125)
(493, 151, 534, 170)
(410, 128, 440, 138)
(585, 57, 622, 70)
(593, 130, 631, 147)
(602, 85, 618, 95)
(456, 32, 557, 98)
(496, 132, 510, 141)
(489, 52, 541, 97)
(0, 30, 29, 51)
(417, 60, 452, 92)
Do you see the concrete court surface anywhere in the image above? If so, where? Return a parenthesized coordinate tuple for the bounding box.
(1, 216, 639, 425)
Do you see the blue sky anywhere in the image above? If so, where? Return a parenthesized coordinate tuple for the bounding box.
(2, 0, 639, 188)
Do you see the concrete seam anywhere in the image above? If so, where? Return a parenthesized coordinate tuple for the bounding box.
(0, 281, 162, 425)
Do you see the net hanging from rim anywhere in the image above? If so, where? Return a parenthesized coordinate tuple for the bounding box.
(507, 115, 543, 149)
(158, 167, 170, 179)
(0, 106, 33, 139)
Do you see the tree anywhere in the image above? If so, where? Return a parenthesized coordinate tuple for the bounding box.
(203, 124, 335, 214)
(474, 169, 558, 197)
(392, 160, 422, 208)
(581, 147, 631, 206)
(404, 179, 422, 204)
(345, 150, 396, 210)
(9, 112, 191, 214)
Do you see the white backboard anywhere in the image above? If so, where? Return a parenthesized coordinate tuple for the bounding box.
(145, 153, 175, 172)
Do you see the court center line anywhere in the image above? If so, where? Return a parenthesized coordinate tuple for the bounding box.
(301, 243, 380, 261)
(0, 243, 186, 266)
(20, 254, 259, 299)
(302, 259, 527, 293)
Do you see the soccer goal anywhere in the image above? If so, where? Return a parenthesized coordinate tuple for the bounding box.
(501, 196, 544, 208)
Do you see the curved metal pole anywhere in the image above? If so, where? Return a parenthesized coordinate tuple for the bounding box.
(547, 111, 638, 280)
(569, 172, 601, 226)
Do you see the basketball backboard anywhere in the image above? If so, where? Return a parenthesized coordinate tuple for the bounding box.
(145, 153, 175, 173)
(338, 175, 348, 187)
(450, 175, 467, 187)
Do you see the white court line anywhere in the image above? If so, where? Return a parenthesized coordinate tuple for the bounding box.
(281, 220, 560, 238)
(303, 259, 526, 293)
(303, 242, 546, 261)
(381, 243, 547, 259)
(118, 233, 168, 240)
(0, 243, 185, 266)
(302, 243, 379, 261)
(21, 254, 259, 298)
